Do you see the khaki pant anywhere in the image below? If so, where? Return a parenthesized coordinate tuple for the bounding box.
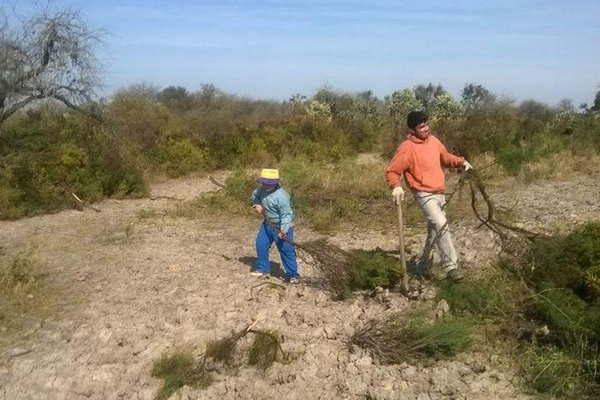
(414, 192, 458, 273)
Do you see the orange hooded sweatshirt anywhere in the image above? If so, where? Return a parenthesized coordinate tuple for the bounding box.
(385, 134, 464, 193)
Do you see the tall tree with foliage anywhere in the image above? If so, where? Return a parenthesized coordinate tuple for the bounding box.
(0, 6, 103, 124)
(461, 83, 496, 111)
(591, 90, 600, 112)
(414, 83, 446, 112)
(387, 88, 421, 123)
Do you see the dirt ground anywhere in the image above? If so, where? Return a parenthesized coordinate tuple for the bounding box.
(1, 168, 599, 400)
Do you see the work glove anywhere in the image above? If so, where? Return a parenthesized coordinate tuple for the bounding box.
(391, 186, 404, 205)
(462, 160, 473, 172)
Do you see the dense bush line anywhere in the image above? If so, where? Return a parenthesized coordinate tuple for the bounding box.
(1, 83, 599, 218)
(436, 222, 600, 398)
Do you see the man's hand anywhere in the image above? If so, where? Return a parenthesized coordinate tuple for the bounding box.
(391, 186, 404, 205)
(462, 160, 473, 172)
(253, 205, 264, 215)
(278, 229, 288, 240)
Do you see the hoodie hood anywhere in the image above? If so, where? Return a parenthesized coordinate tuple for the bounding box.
(407, 133, 430, 144)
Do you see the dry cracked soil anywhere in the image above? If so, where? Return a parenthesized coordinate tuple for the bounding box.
(1, 167, 599, 400)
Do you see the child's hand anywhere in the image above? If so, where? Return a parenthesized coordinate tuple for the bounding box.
(253, 205, 264, 215)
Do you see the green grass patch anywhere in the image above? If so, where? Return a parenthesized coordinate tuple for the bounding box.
(0, 253, 63, 351)
(136, 208, 159, 219)
(522, 346, 586, 397)
(0, 254, 40, 292)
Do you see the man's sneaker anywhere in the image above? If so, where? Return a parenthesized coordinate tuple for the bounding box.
(419, 268, 435, 280)
(287, 277, 299, 284)
(250, 271, 269, 278)
(445, 268, 465, 283)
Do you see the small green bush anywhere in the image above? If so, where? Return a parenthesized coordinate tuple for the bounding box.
(346, 248, 402, 291)
(526, 222, 600, 300)
(156, 137, 211, 177)
(151, 350, 212, 400)
(352, 313, 473, 363)
(224, 168, 256, 203)
(496, 145, 534, 175)
(205, 335, 240, 365)
(439, 279, 506, 317)
(248, 330, 289, 370)
(533, 287, 588, 340)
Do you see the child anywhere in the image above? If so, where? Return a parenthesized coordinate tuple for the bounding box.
(250, 168, 299, 283)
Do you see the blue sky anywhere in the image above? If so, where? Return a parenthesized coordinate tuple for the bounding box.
(12, 0, 600, 105)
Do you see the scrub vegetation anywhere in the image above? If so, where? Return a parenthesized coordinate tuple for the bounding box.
(349, 222, 600, 398)
(2, 83, 600, 219)
(429, 222, 600, 398)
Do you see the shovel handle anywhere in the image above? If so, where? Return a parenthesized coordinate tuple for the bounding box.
(397, 202, 409, 292)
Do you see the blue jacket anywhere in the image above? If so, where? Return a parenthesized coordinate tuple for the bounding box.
(251, 186, 294, 233)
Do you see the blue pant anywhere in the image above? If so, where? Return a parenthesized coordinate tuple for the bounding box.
(255, 223, 299, 279)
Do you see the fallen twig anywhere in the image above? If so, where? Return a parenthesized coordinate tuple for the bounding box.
(209, 176, 225, 190)
(71, 192, 101, 213)
(149, 195, 182, 201)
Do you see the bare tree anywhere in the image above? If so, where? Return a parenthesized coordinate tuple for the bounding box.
(0, 5, 103, 124)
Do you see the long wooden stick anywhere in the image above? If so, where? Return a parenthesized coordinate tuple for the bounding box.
(396, 202, 409, 293)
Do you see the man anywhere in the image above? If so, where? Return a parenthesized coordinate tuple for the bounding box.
(385, 111, 472, 282)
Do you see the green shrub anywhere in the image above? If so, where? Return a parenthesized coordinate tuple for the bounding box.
(533, 287, 588, 340)
(224, 167, 256, 203)
(346, 248, 402, 291)
(151, 350, 211, 400)
(526, 222, 600, 299)
(496, 145, 534, 175)
(0, 111, 147, 219)
(247, 330, 289, 370)
(205, 336, 239, 365)
(156, 137, 210, 177)
(513, 221, 600, 396)
(352, 312, 473, 363)
(438, 278, 510, 318)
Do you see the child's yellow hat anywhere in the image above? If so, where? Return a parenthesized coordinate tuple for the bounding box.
(257, 168, 279, 185)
